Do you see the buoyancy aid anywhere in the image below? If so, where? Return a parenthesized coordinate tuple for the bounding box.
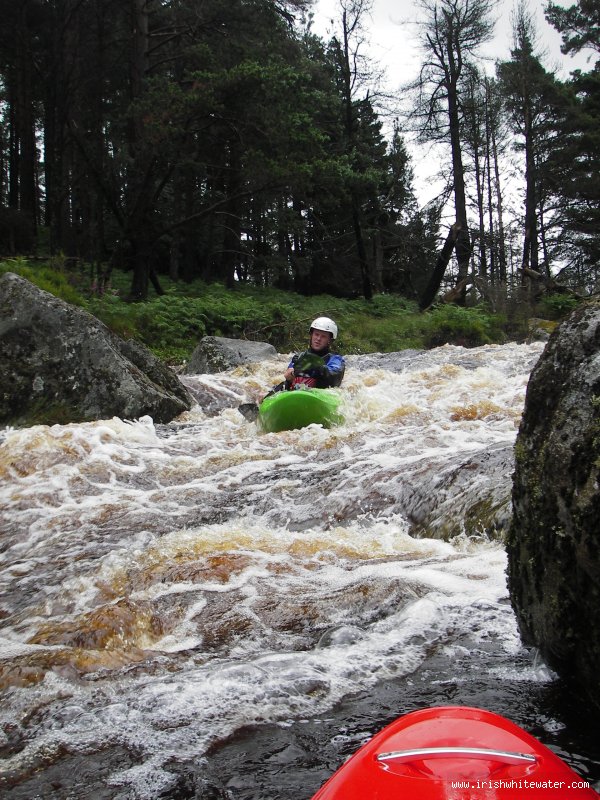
(288, 349, 345, 389)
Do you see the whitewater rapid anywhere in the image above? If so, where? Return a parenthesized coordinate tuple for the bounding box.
(1, 341, 597, 798)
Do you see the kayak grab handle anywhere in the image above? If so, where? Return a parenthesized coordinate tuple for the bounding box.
(376, 747, 537, 765)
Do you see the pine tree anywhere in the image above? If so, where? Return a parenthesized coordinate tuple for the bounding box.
(408, 0, 495, 307)
(497, 2, 567, 280)
(545, 0, 600, 289)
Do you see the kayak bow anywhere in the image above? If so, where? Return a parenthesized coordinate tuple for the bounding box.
(257, 388, 343, 433)
(310, 706, 598, 799)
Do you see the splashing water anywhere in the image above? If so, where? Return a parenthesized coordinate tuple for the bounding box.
(1, 342, 598, 799)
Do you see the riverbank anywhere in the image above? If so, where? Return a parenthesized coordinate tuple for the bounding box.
(0, 258, 565, 364)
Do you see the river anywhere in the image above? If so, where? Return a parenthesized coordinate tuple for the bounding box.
(1, 342, 599, 799)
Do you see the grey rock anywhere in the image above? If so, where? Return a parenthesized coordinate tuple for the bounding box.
(183, 335, 278, 375)
(0, 272, 193, 426)
(508, 300, 600, 709)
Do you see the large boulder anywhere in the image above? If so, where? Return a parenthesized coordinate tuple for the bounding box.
(183, 335, 278, 375)
(507, 300, 600, 708)
(0, 272, 193, 426)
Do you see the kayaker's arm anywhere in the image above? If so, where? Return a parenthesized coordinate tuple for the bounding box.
(321, 353, 345, 388)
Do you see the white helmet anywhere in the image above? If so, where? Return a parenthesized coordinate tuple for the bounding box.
(310, 316, 338, 340)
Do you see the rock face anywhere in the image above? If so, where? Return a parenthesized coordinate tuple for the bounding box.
(508, 300, 600, 709)
(183, 335, 278, 374)
(0, 272, 193, 426)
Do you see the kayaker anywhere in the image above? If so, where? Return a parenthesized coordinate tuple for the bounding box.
(282, 317, 345, 390)
(238, 317, 345, 421)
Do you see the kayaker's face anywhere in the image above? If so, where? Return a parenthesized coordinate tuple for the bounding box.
(310, 329, 332, 351)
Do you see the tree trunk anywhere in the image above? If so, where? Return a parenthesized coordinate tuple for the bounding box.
(521, 105, 538, 277)
(445, 22, 471, 294)
(6, 4, 38, 230)
(127, 0, 152, 299)
(8, 81, 19, 212)
(373, 226, 384, 292)
(473, 135, 487, 278)
(484, 94, 496, 283)
(339, 5, 374, 301)
(490, 111, 507, 283)
(419, 222, 462, 310)
(219, 140, 243, 289)
(16, 3, 37, 229)
(539, 199, 551, 278)
(352, 201, 373, 301)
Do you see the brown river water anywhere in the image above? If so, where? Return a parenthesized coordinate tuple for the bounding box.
(1, 342, 599, 799)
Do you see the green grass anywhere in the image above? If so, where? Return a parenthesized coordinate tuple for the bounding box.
(0, 257, 86, 307)
(0, 259, 515, 363)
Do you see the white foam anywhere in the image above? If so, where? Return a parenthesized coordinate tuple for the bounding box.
(0, 342, 550, 796)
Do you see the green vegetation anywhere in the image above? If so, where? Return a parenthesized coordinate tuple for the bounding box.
(0, 256, 85, 307)
(422, 304, 506, 349)
(537, 293, 580, 321)
(0, 258, 553, 363)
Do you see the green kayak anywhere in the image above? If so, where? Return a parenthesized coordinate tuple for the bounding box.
(257, 388, 343, 433)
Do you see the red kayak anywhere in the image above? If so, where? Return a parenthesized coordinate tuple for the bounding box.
(311, 706, 598, 799)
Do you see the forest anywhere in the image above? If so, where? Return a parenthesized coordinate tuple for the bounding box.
(0, 0, 598, 310)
